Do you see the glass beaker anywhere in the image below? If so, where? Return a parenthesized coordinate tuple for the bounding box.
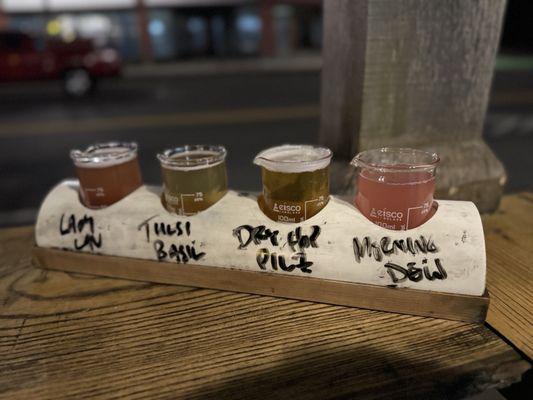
(70, 142, 142, 208)
(254, 144, 333, 223)
(158, 145, 228, 215)
(351, 148, 439, 230)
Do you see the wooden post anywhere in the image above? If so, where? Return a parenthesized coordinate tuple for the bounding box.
(320, 0, 507, 212)
(260, 0, 276, 56)
(0, 0, 7, 30)
(0, 14, 6, 31)
(136, 0, 153, 63)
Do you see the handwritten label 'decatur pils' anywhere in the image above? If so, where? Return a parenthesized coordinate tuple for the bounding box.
(35, 182, 486, 296)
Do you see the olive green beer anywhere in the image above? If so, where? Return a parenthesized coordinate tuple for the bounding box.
(158, 145, 228, 215)
(254, 145, 333, 222)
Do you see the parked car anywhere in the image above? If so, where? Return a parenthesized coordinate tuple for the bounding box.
(0, 30, 121, 97)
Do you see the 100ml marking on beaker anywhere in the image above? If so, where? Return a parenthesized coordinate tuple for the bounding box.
(180, 192, 205, 216)
(406, 201, 432, 230)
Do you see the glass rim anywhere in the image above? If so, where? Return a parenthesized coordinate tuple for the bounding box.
(70, 142, 138, 165)
(254, 144, 332, 173)
(157, 144, 227, 170)
(351, 147, 440, 172)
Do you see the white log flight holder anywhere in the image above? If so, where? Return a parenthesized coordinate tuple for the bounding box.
(32, 180, 489, 323)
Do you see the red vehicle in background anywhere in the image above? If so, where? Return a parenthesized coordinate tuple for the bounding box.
(0, 30, 121, 97)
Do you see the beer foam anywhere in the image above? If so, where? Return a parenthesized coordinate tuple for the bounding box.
(158, 148, 226, 171)
(254, 145, 332, 173)
(71, 143, 137, 168)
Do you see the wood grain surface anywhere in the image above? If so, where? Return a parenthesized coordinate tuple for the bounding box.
(0, 224, 529, 399)
(32, 247, 489, 324)
(483, 193, 533, 359)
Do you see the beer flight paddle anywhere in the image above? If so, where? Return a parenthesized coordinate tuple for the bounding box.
(32, 142, 490, 323)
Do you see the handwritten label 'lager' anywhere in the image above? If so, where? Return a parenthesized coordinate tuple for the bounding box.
(254, 144, 332, 223)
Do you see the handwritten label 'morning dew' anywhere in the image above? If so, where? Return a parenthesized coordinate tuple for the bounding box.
(232, 224, 321, 274)
(352, 235, 438, 263)
(352, 235, 447, 285)
(138, 215, 205, 264)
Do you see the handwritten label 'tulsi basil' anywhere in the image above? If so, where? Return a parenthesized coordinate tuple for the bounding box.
(138, 216, 205, 264)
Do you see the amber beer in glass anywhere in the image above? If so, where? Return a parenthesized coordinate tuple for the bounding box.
(70, 142, 142, 208)
(158, 145, 228, 215)
(254, 145, 333, 223)
(351, 148, 439, 230)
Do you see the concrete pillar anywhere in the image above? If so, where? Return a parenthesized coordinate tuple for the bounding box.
(320, 0, 507, 212)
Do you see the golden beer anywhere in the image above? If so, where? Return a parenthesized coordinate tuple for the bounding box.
(157, 145, 228, 215)
(254, 145, 332, 222)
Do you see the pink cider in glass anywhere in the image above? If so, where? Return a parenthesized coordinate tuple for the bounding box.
(351, 149, 439, 230)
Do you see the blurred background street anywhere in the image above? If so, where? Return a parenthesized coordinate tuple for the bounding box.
(0, 0, 532, 226)
(0, 69, 321, 224)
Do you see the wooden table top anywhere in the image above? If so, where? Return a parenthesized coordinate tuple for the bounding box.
(0, 194, 531, 399)
(483, 193, 533, 359)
